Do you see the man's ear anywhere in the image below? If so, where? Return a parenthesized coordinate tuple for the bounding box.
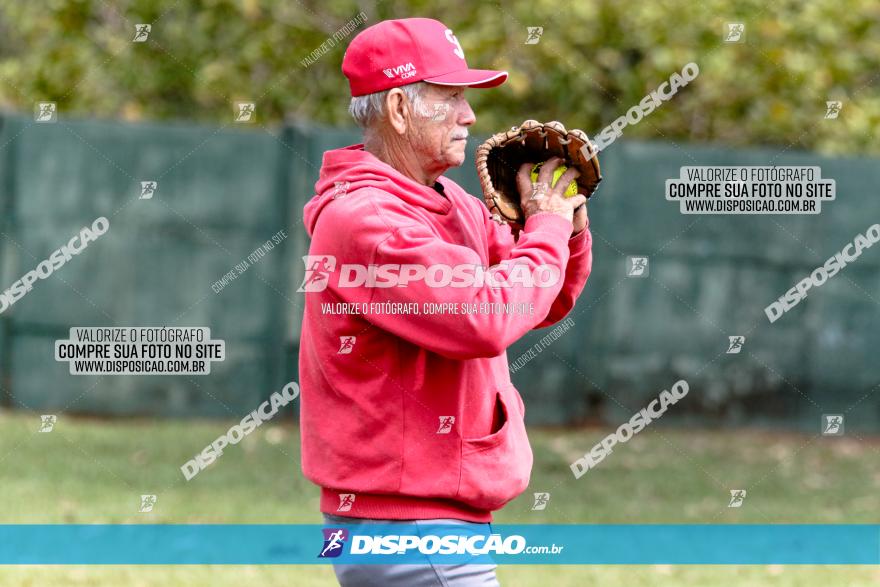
(385, 89, 410, 135)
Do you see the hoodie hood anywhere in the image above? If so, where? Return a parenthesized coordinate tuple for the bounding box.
(303, 144, 454, 236)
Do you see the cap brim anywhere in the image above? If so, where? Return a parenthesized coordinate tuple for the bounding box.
(424, 69, 508, 89)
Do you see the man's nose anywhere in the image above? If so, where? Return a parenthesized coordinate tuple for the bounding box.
(458, 99, 476, 126)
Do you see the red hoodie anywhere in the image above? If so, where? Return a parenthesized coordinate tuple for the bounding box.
(299, 144, 592, 522)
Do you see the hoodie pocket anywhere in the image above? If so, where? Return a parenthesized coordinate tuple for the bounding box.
(456, 388, 533, 511)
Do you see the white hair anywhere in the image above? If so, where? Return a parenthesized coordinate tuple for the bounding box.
(348, 81, 427, 128)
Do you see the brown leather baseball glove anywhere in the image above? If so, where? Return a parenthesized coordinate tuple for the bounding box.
(475, 120, 602, 226)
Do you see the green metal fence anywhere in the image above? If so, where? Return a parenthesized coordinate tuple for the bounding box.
(0, 113, 878, 430)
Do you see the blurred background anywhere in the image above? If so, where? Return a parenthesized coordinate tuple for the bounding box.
(1, 1, 880, 585)
(1, 0, 879, 428)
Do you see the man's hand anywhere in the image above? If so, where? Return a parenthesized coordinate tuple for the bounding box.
(516, 157, 587, 227)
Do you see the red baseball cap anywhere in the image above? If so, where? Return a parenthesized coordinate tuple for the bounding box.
(342, 18, 508, 97)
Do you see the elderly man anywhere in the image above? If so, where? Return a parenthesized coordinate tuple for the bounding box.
(299, 17, 593, 586)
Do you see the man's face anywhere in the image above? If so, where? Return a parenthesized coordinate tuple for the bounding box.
(408, 84, 476, 173)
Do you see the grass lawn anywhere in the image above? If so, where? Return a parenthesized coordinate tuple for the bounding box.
(1, 411, 878, 585)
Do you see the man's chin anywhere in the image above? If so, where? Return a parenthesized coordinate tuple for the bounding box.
(446, 149, 467, 168)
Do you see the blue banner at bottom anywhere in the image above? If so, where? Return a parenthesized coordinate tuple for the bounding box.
(0, 524, 878, 564)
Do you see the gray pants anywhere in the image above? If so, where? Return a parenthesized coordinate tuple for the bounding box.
(323, 514, 500, 586)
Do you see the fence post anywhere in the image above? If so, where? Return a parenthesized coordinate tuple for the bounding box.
(277, 123, 317, 421)
(0, 115, 16, 408)
(267, 125, 295, 414)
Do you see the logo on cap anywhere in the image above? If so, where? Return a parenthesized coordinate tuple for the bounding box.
(382, 62, 417, 80)
(444, 29, 465, 59)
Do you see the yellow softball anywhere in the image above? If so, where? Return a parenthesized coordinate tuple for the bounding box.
(530, 163, 579, 197)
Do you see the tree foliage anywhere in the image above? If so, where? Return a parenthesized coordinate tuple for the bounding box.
(1, 0, 878, 154)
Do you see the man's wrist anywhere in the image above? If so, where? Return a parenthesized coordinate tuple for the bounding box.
(570, 217, 590, 239)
